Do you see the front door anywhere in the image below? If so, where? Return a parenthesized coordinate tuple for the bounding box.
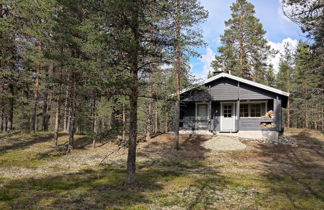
(221, 103, 235, 132)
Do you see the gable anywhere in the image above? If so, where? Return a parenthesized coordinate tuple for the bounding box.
(181, 76, 288, 107)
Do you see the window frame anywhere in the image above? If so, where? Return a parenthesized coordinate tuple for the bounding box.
(195, 102, 209, 120)
(239, 101, 267, 118)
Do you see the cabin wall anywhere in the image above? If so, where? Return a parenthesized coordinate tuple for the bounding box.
(181, 78, 278, 102)
(180, 77, 285, 133)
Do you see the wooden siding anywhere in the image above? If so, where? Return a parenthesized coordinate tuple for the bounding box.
(179, 76, 284, 132)
(239, 118, 276, 131)
(181, 77, 278, 102)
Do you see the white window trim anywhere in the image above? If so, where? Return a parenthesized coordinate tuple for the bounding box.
(239, 101, 268, 118)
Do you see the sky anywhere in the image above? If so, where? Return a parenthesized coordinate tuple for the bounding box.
(190, 0, 304, 80)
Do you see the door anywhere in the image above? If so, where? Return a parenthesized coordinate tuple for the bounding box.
(221, 103, 235, 132)
(196, 103, 208, 129)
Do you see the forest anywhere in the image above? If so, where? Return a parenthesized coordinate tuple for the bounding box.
(0, 0, 323, 187)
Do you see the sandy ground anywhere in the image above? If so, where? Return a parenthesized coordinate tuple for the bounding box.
(202, 136, 246, 151)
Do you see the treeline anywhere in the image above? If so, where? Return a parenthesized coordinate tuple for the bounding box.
(0, 0, 207, 183)
(277, 0, 324, 130)
(210, 0, 323, 131)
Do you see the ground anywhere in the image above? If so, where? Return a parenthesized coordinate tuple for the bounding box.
(0, 129, 324, 209)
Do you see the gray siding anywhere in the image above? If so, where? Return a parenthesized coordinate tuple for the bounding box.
(239, 118, 276, 131)
(209, 79, 238, 100)
(180, 77, 284, 132)
(181, 78, 278, 102)
(180, 102, 209, 130)
(211, 101, 220, 131)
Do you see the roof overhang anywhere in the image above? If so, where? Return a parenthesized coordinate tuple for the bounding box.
(180, 73, 290, 97)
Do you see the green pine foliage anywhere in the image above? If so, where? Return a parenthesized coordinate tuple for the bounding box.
(211, 0, 274, 83)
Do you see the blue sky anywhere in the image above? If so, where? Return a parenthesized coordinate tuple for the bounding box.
(190, 0, 303, 79)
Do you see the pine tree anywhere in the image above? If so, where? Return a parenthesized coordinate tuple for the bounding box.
(276, 42, 295, 127)
(282, 1, 323, 130)
(211, 0, 272, 82)
(169, 0, 208, 150)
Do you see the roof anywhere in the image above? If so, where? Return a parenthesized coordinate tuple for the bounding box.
(180, 73, 290, 97)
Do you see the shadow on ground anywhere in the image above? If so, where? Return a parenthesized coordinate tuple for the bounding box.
(0, 134, 228, 209)
(256, 129, 324, 209)
(0, 133, 64, 153)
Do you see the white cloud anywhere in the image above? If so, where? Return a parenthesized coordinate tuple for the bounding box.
(198, 47, 215, 78)
(268, 37, 298, 73)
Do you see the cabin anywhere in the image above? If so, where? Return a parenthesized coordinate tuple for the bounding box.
(179, 73, 289, 140)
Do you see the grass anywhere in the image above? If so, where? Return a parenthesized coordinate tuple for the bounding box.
(0, 129, 324, 209)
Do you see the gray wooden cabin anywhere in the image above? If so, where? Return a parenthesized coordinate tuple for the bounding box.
(179, 73, 289, 138)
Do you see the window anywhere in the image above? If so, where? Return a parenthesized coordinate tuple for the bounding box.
(240, 102, 266, 118)
(240, 104, 249, 117)
(197, 104, 208, 118)
(223, 104, 232, 118)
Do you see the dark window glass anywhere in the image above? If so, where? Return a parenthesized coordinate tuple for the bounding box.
(240, 104, 249, 117)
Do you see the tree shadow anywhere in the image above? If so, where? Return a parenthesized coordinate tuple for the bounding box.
(0, 131, 21, 139)
(0, 133, 230, 209)
(0, 133, 64, 153)
(256, 129, 324, 208)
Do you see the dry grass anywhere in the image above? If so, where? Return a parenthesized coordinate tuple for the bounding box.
(0, 129, 324, 209)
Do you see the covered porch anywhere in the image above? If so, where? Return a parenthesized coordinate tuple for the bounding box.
(179, 98, 282, 133)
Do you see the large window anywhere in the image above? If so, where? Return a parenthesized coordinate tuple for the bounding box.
(240, 102, 266, 118)
(240, 104, 249, 117)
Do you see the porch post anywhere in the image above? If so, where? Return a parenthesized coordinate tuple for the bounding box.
(236, 99, 240, 131)
(208, 100, 212, 131)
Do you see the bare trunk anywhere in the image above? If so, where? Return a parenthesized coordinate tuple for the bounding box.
(31, 42, 41, 131)
(4, 116, 8, 132)
(165, 115, 168, 133)
(122, 103, 126, 142)
(42, 91, 49, 131)
(126, 2, 139, 185)
(173, 0, 181, 150)
(67, 80, 76, 153)
(287, 99, 290, 128)
(239, 6, 244, 77)
(92, 92, 97, 148)
(53, 95, 60, 146)
(145, 80, 152, 141)
(155, 102, 159, 133)
(63, 89, 69, 132)
(8, 84, 14, 131)
(42, 65, 52, 131)
(0, 107, 3, 132)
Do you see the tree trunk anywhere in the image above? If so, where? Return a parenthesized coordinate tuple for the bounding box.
(92, 92, 97, 149)
(126, 1, 139, 185)
(67, 80, 76, 153)
(239, 7, 244, 77)
(145, 82, 152, 141)
(63, 88, 69, 133)
(155, 102, 159, 133)
(287, 99, 290, 128)
(122, 103, 126, 142)
(31, 42, 41, 132)
(42, 65, 52, 131)
(0, 108, 3, 132)
(173, 0, 181, 150)
(53, 95, 60, 146)
(165, 115, 168, 133)
(8, 84, 14, 131)
(4, 116, 8, 132)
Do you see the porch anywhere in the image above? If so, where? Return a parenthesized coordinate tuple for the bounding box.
(179, 98, 282, 133)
